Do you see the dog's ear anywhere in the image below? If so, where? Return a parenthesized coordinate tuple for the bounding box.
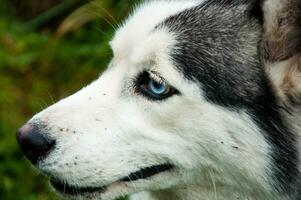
(262, 0, 301, 61)
(261, 0, 301, 105)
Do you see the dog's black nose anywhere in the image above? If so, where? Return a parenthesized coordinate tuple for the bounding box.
(16, 123, 55, 165)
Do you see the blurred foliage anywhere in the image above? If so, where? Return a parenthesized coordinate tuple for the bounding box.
(0, 0, 139, 199)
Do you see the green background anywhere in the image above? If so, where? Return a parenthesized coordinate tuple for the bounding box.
(0, 0, 139, 199)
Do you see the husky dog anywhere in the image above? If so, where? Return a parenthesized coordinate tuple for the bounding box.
(17, 0, 301, 199)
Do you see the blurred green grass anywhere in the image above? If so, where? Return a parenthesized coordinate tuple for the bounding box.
(0, 0, 138, 199)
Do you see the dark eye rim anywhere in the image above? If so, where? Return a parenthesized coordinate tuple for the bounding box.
(135, 71, 179, 101)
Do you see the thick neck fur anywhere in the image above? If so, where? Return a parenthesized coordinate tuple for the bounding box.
(131, 186, 288, 200)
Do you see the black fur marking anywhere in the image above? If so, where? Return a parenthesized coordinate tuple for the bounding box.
(248, 0, 264, 24)
(158, 1, 299, 196)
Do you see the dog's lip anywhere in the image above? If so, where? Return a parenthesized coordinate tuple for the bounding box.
(119, 163, 173, 182)
(50, 179, 107, 195)
(50, 163, 174, 196)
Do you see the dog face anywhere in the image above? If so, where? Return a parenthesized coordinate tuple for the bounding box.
(17, 1, 301, 200)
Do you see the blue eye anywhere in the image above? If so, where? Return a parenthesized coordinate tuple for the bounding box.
(136, 71, 178, 100)
(148, 79, 168, 95)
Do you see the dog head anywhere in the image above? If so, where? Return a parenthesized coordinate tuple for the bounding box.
(17, 0, 301, 199)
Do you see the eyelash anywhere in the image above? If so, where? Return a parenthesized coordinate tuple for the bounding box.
(135, 71, 179, 101)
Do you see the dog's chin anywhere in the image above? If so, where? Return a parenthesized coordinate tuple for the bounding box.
(49, 164, 174, 199)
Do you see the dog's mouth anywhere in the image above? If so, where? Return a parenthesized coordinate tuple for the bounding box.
(50, 164, 173, 196)
(119, 163, 173, 182)
(50, 179, 107, 195)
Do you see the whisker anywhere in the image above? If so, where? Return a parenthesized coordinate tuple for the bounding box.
(95, 3, 119, 30)
(89, 2, 118, 31)
(47, 90, 55, 104)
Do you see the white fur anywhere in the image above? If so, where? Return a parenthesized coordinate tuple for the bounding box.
(110, 0, 199, 60)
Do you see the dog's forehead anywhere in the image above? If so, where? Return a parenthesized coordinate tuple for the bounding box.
(110, 1, 202, 61)
(110, 1, 256, 64)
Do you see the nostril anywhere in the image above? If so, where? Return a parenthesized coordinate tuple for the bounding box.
(17, 123, 55, 165)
